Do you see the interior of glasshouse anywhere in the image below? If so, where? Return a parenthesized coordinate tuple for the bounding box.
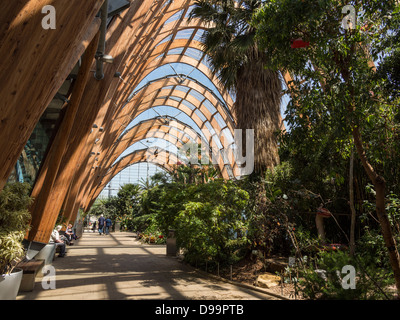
(0, 0, 399, 303)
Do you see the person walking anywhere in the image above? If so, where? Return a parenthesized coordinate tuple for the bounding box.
(98, 214, 105, 235)
(105, 217, 112, 235)
(92, 221, 97, 233)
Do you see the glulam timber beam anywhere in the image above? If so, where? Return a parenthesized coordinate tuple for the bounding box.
(0, 0, 104, 191)
(67, 0, 241, 214)
(98, 117, 202, 173)
(86, 148, 179, 209)
(88, 123, 203, 192)
(60, 0, 170, 223)
(27, 27, 101, 243)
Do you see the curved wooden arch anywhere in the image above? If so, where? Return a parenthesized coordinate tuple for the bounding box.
(117, 81, 233, 136)
(132, 37, 235, 106)
(13, 0, 290, 242)
(68, 0, 242, 214)
(88, 147, 180, 205)
(104, 76, 234, 149)
(90, 5, 236, 183)
(96, 83, 236, 176)
(106, 2, 212, 109)
(88, 148, 178, 207)
(127, 43, 230, 109)
(87, 115, 236, 203)
(93, 117, 203, 185)
(96, 71, 235, 170)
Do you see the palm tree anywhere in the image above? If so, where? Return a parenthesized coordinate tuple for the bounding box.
(189, 0, 282, 174)
(138, 177, 156, 191)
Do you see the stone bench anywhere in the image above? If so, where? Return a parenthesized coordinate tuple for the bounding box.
(16, 259, 45, 292)
(35, 243, 56, 265)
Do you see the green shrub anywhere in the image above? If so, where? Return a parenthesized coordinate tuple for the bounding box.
(294, 250, 395, 300)
(0, 183, 32, 275)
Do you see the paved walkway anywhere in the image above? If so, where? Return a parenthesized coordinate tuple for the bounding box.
(17, 231, 279, 300)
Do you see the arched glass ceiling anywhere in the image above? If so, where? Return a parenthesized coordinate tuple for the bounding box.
(155, 47, 209, 68)
(113, 140, 219, 174)
(96, 1, 241, 193)
(115, 138, 181, 165)
(129, 63, 226, 105)
(120, 72, 235, 148)
(157, 28, 205, 48)
(164, 6, 194, 25)
(121, 106, 208, 141)
(119, 100, 233, 154)
(113, 115, 221, 166)
(278, 73, 291, 131)
(99, 163, 165, 198)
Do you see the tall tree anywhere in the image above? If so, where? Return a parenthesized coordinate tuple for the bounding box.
(189, 0, 282, 174)
(253, 0, 400, 296)
(117, 183, 141, 216)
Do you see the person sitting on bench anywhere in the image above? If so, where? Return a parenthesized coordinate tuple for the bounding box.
(64, 223, 77, 245)
(50, 225, 66, 257)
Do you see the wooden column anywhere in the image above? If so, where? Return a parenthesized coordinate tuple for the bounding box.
(0, 0, 104, 192)
(59, 0, 153, 220)
(28, 26, 101, 243)
(61, 130, 99, 225)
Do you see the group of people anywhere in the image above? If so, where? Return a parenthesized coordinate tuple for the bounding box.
(49, 223, 78, 257)
(97, 214, 112, 235)
(50, 215, 112, 258)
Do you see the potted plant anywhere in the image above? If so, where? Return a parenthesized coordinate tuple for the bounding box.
(0, 182, 32, 300)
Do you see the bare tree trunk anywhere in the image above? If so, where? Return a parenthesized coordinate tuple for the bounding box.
(335, 50, 400, 295)
(315, 214, 326, 244)
(353, 126, 400, 298)
(349, 147, 357, 256)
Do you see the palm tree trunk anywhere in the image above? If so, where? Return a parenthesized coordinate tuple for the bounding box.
(235, 54, 282, 173)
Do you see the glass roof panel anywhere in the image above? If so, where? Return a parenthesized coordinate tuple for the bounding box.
(194, 109, 207, 122)
(129, 63, 226, 105)
(202, 99, 217, 115)
(114, 139, 180, 165)
(184, 47, 203, 60)
(120, 106, 207, 141)
(188, 89, 205, 103)
(164, 9, 184, 25)
(181, 99, 196, 111)
(213, 113, 227, 129)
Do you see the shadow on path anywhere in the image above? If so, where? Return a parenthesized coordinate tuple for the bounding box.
(17, 232, 279, 300)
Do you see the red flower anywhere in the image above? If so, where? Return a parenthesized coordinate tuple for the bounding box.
(159, 235, 164, 239)
(291, 38, 310, 49)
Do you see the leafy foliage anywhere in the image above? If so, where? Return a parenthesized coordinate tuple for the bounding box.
(156, 178, 249, 264)
(0, 183, 32, 275)
(294, 250, 396, 300)
(252, 0, 400, 296)
(79, 1, 400, 299)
